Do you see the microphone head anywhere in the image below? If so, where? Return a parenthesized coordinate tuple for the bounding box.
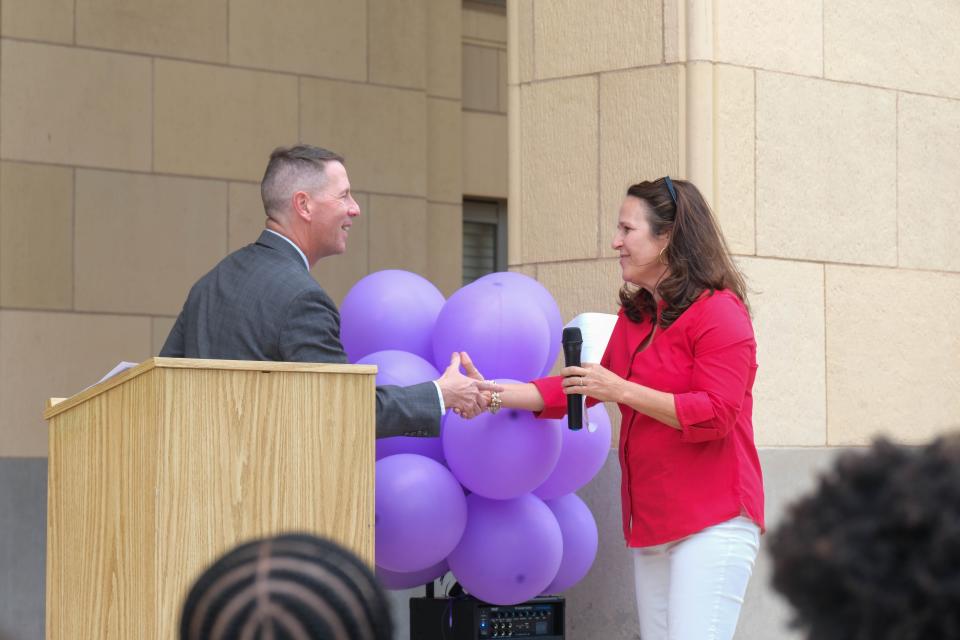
(562, 327, 583, 344)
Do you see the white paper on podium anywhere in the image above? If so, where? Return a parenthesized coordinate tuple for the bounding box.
(563, 313, 618, 363)
(87, 361, 139, 389)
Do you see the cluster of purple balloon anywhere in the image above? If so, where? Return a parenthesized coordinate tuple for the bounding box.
(340, 270, 611, 605)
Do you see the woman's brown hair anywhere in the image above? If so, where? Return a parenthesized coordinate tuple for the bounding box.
(618, 177, 748, 328)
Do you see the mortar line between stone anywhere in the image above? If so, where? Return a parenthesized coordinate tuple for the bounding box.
(822, 264, 829, 446)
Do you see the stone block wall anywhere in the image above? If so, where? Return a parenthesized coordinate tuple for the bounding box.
(0, 2, 474, 636)
(507, 1, 960, 638)
(0, 0, 465, 461)
(508, 0, 960, 448)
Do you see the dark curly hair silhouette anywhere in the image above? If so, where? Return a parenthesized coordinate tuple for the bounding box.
(769, 435, 960, 640)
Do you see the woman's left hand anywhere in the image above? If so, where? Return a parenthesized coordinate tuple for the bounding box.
(560, 363, 625, 403)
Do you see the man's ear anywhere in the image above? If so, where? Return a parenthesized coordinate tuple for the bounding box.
(291, 190, 311, 221)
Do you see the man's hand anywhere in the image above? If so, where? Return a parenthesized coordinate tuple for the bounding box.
(459, 351, 503, 415)
(437, 352, 502, 419)
(460, 351, 485, 381)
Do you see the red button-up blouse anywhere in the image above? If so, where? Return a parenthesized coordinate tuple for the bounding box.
(532, 290, 764, 547)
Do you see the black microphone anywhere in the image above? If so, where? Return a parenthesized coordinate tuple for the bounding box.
(562, 327, 583, 430)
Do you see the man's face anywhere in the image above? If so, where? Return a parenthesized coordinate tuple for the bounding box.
(307, 161, 360, 258)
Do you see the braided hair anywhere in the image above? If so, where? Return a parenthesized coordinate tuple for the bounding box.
(769, 435, 960, 640)
(180, 533, 393, 640)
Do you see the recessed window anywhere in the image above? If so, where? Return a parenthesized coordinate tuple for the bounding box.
(463, 199, 507, 285)
(464, 0, 506, 8)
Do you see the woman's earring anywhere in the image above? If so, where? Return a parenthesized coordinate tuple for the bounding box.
(658, 246, 668, 265)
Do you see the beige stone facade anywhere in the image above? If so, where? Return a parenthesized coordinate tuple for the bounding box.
(3, 2, 952, 454)
(0, 0, 511, 458)
(509, 0, 960, 447)
(2, 2, 958, 638)
(505, 5, 959, 636)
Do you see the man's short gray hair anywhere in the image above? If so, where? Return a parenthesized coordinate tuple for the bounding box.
(260, 145, 345, 219)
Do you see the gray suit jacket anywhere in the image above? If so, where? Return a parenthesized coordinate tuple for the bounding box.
(160, 230, 441, 438)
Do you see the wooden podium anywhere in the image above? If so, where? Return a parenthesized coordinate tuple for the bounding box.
(43, 357, 377, 639)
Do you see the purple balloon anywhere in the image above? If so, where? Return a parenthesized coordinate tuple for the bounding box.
(533, 405, 613, 500)
(357, 349, 440, 387)
(375, 416, 447, 464)
(542, 494, 599, 594)
(448, 494, 562, 606)
(356, 350, 446, 463)
(375, 454, 467, 573)
(431, 279, 551, 382)
(376, 560, 449, 591)
(478, 272, 563, 376)
(443, 391, 562, 499)
(341, 270, 445, 362)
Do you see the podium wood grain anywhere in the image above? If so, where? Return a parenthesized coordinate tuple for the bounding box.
(45, 358, 376, 639)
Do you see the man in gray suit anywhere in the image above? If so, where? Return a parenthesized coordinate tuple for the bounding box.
(161, 144, 496, 438)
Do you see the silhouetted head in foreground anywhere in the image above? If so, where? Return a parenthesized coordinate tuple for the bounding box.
(769, 435, 960, 640)
(180, 533, 392, 640)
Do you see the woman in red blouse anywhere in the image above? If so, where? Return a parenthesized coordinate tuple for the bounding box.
(491, 177, 764, 640)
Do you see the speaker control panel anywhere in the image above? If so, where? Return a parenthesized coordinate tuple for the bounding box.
(478, 603, 560, 638)
(409, 594, 564, 640)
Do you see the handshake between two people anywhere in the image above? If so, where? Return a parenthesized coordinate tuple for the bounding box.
(435, 351, 504, 419)
(433, 352, 625, 420)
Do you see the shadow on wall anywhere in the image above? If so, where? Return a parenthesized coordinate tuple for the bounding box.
(383, 447, 846, 640)
(0, 458, 47, 640)
(563, 448, 844, 640)
(0, 449, 848, 640)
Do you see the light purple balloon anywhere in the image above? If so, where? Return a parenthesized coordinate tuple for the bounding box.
(533, 405, 613, 500)
(477, 272, 562, 376)
(443, 390, 562, 499)
(375, 433, 445, 465)
(375, 454, 467, 573)
(542, 494, 599, 594)
(341, 270, 445, 362)
(357, 349, 440, 387)
(448, 494, 562, 606)
(375, 416, 447, 464)
(376, 560, 449, 591)
(431, 279, 551, 382)
(356, 350, 446, 463)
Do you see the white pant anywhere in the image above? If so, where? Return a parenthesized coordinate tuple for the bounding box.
(632, 516, 760, 640)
